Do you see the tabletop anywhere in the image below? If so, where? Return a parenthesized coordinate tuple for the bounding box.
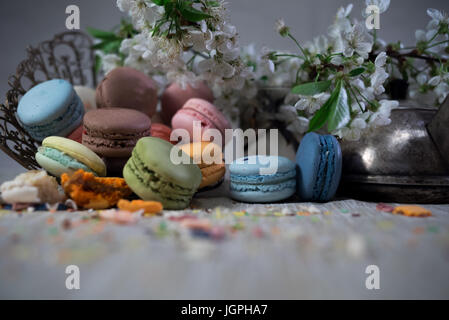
(1, 189, 449, 299)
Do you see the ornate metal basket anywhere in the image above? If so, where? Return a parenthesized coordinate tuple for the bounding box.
(0, 31, 97, 170)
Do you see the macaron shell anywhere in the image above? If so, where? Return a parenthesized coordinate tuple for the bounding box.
(171, 108, 217, 141)
(96, 67, 158, 117)
(18, 79, 74, 125)
(183, 98, 231, 135)
(42, 136, 106, 176)
(296, 132, 321, 201)
(230, 155, 296, 181)
(161, 82, 214, 124)
(132, 137, 201, 189)
(200, 163, 226, 189)
(230, 181, 296, 203)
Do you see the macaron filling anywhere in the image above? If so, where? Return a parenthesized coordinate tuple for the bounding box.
(321, 135, 336, 201)
(313, 136, 329, 200)
(230, 179, 296, 193)
(126, 151, 196, 202)
(38, 147, 94, 174)
(21, 95, 84, 141)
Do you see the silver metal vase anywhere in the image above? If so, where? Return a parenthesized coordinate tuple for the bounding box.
(339, 100, 449, 204)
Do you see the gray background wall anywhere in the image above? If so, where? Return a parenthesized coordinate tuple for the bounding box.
(0, 0, 448, 179)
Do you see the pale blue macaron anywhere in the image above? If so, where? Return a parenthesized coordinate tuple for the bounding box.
(17, 79, 84, 141)
(296, 132, 342, 202)
(230, 155, 297, 203)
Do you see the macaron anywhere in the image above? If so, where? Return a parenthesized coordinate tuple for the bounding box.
(17, 79, 84, 141)
(96, 67, 158, 117)
(296, 132, 342, 202)
(36, 136, 106, 177)
(74, 86, 97, 112)
(161, 82, 214, 124)
(171, 98, 231, 147)
(229, 156, 296, 203)
(67, 125, 83, 143)
(179, 142, 226, 189)
(82, 108, 151, 158)
(150, 123, 173, 144)
(123, 137, 202, 210)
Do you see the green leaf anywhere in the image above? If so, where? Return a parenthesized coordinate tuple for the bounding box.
(94, 54, 102, 74)
(206, 1, 221, 7)
(92, 40, 121, 54)
(152, 0, 168, 5)
(307, 84, 339, 132)
(291, 80, 332, 96)
(327, 82, 351, 131)
(180, 4, 213, 22)
(86, 27, 118, 40)
(349, 67, 365, 77)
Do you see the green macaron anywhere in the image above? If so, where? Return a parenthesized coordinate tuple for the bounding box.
(123, 137, 202, 210)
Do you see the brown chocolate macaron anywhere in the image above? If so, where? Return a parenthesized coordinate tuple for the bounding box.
(82, 108, 151, 158)
(96, 67, 158, 117)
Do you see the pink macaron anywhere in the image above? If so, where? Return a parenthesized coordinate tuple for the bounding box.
(161, 82, 214, 125)
(171, 98, 231, 146)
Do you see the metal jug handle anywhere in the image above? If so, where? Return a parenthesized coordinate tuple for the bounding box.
(428, 97, 449, 168)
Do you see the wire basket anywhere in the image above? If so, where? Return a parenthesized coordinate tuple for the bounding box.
(0, 31, 97, 169)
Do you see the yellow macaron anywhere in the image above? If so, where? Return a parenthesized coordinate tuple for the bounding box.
(179, 142, 225, 189)
(36, 136, 106, 177)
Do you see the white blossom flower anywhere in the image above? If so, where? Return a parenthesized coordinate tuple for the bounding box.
(305, 35, 329, 55)
(375, 52, 387, 67)
(342, 23, 373, 59)
(294, 93, 331, 115)
(334, 116, 368, 141)
(429, 72, 449, 104)
(100, 53, 121, 74)
(275, 19, 289, 37)
(369, 100, 398, 128)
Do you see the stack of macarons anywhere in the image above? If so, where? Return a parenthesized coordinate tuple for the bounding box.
(18, 66, 344, 212)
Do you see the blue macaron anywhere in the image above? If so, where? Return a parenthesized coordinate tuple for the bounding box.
(17, 79, 84, 141)
(296, 132, 342, 202)
(229, 155, 297, 203)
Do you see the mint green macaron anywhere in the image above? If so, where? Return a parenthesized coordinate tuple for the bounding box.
(123, 137, 202, 210)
